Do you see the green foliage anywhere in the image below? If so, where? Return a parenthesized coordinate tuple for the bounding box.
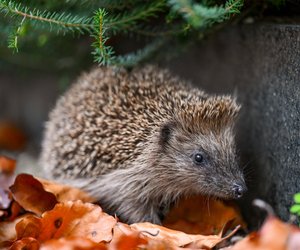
(168, 0, 243, 29)
(92, 9, 115, 66)
(290, 193, 300, 225)
(0, 0, 93, 34)
(0, 0, 281, 68)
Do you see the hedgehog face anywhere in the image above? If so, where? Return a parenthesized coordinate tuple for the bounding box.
(158, 122, 247, 200)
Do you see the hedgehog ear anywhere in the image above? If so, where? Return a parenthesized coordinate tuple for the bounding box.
(159, 121, 176, 146)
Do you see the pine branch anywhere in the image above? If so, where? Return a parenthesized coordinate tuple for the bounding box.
(0, 0, 93, 34)
(91, 9, 116, 65)
(91, 2, 167, 65)
(106, 1, 167, 35)
(168, 0, 243, 29)
(114, 38, 166, 67)
(8, 17, 26, 52)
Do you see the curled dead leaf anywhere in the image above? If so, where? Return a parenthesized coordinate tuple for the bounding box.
(10, 174, 57, 216)
(0, 216, 24, 242)
(40, 237, 107, 250)
(37, 177, 95, 203)
(38, 201, 116, 243)
(0, 156, 16, 175)
(9, 237, 39, 250)
(231, 216, 300, 250)
(163, 195, 246, 235)
(0, 121, 26, 151)
(15, 215, 42, 240)
(130, 222, 236, 249)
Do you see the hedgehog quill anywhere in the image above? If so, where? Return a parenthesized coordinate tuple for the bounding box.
(40, 66, 247, 224)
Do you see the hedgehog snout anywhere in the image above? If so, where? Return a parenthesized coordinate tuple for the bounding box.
(231, 181, 247, 199)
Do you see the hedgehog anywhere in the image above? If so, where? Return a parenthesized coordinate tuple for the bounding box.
(40, 65, 247, 224)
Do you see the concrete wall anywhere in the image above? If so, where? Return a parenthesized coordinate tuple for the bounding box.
(165, 22, 300, 224)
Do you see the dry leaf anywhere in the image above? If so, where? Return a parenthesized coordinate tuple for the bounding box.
(0, 156, 16, 174)
(0, 122, 26, 151)
(0, 216, 24, 242)
(231, 216, 300, 250)
(10, 174, 57, 216)
(9, 237, 40, 250)
(163, 195, 246, 235)
(40, 237, 107, 250)
(37, 177, 95, 203)
(15, 215, 42, 240)
(38, 201, 116, 243)
(131, 222, 231, 249)
(114, 234, 148, 250)
(111, 222, 178, 250)
(0, 156, 16, 210)
(6, 201, 23, 221)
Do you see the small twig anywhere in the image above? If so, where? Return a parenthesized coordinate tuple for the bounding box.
(252, 199, 275, 216)
(140, 230, 160, 237)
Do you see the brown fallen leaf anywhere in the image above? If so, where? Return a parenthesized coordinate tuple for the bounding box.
(6, 201, 23, 221)
(10, 174, 58, 216)
(37, 201, 116, 243)
(0, 216, 24, 242)
(114, 234, 148, 250)
(37, 177, 95, 203)
(0, 156, 16, 210)
(230, 216, 300, 250)
(163, 195, 246, 235)
(40, 237, 107, 250)
(111, 222, 179, 250)
(0, 121, 26, 151)
(130, 222, 238, 249)
(9, 237, 39, 250)
(0, 156, 16, 175)
(15, 215, 42, 239)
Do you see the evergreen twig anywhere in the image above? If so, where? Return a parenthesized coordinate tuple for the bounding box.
(0, 0, 247, 67)
(0, 0, 93, 34)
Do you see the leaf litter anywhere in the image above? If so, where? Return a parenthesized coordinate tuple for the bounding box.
(0, 157, 299, 250)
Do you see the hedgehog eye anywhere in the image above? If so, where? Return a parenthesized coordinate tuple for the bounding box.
(193, 152, 204, 165)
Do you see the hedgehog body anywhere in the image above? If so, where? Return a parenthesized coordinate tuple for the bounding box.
(40, 66, 246, 224)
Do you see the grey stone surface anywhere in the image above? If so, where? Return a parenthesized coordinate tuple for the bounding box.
(164, 22, 300, 224)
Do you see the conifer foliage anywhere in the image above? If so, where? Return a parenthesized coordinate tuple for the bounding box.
(0, 0, 244, 67)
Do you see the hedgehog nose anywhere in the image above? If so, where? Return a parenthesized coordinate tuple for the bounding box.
(232, 183, 246, 199)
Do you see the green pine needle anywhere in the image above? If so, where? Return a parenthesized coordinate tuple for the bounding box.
(168, 0, 243, 29)
(114, 39, 166, 67)
(0, 0, 93, 34)
(91, 9, 115, 66)
(0, 0, 246, 67)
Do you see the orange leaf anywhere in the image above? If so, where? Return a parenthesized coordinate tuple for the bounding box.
(163, 195, 246, 235)
(0, 156, 16, 210)
(7, 201, 23, 221)
(110, 223, 148, 250)
(111, 222, 177, 250)
(10, 174, 58, 216)
(0, 216, 24, 242)
(0, 156, 16, 174)
(40, 237, 107, 250)
(231, 216, 300, 250)
(37, 177, 95, 203)
(9, 237, 39, 250)
(15, 215, 42, 239)
(38, 201, 116, 243)
(0, 121, 26, 151)
(115, 234, 148, 250)
(130, 222, 233, 249)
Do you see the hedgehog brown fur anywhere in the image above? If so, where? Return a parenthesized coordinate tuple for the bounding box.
(40, 65, 246, 224)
